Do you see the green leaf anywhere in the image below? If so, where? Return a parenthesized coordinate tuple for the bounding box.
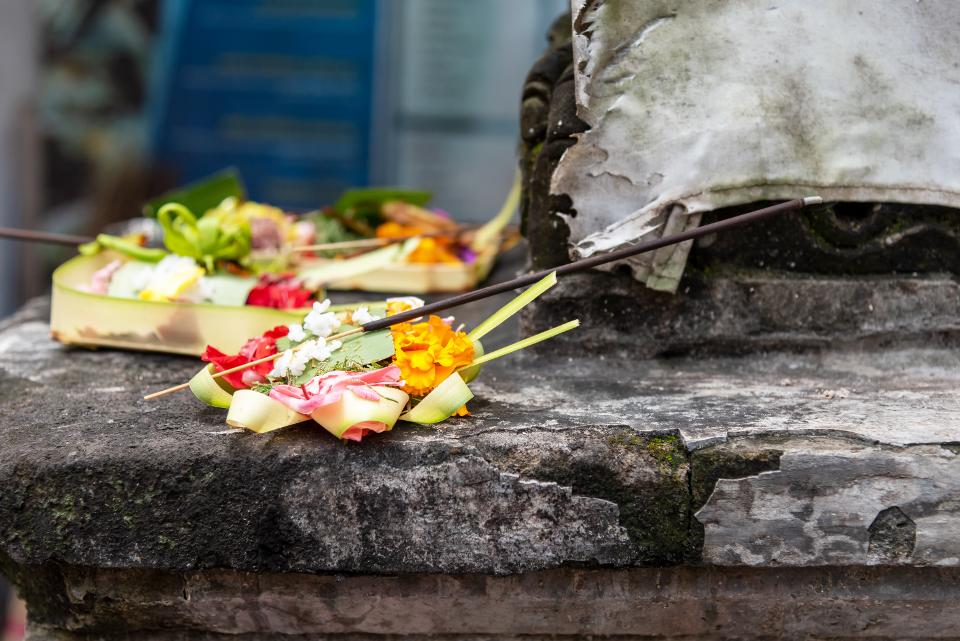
(297, 242, 407, 289)
(142, 168, 246, 218)
(227, 389, 310, 433)
(157, 202, 252, 266)
(463, 319, 579, 368)
(400, 373, 473, 425)
(291, 328, 395, 385)
(311, 386, 409, 439)
(332, 187, 432, 215)
(204, 274, 259, 306)
(310, 213, 363, 242)
(189, 364, 236, 408)
(334, 327, 395, 362)
(82, 234, 168, 263)
(468, 271, 557, 342)
(460, 338, 484, 383)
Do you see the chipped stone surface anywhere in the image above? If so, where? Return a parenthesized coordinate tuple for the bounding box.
(697, 440, 960, 567)
(280, 455, 632, 574)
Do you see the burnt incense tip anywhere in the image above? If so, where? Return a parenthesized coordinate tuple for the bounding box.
(802, 196, 823, 206)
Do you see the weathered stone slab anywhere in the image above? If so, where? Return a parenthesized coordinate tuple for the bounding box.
(697, 439, 960, 566)
(523, 270, 960, 359)
(4, 292, 960, 637)
(19, 565, 960, 640)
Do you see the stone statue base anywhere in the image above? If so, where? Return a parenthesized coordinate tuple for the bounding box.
(523, 270, 960, 357)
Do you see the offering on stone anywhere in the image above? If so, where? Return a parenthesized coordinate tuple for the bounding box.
(144, 196, 820, 397)
(44, 170, 518, 355)
(187, 272, 577, 440)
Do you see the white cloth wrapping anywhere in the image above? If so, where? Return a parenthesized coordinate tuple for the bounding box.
(553, 0, 960, 292)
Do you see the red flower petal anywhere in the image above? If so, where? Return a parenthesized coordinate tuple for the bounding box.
(200, 325, 291, 389)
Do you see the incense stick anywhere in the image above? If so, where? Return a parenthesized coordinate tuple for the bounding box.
(143, 197, 819, 400)
(362, 197, 821, 331)
(0, 227, 94, 247)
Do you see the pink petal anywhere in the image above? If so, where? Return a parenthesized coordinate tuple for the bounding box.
(241, 369, 265, 387)
(340, 421, 390, 442)
(88, 260, 123, 295)
(346, 384, 383, 402)
(269, 366, 403, 415)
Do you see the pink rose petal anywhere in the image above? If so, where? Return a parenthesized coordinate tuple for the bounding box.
(269, 365, 404, 415)
(340, 421, 391, 442)
(85, 259, 123, 295)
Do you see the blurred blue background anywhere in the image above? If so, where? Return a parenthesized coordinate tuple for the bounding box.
(0, 0, 566, 320)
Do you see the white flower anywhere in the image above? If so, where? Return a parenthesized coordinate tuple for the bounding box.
(351, 305, 380, 325)
(154, 254, 202, 279)
(304, 337, 341, 362)
(138, 255, 206, 302)
(269, 338, 343, 379)
(303, 299, 339, 338)
(287, 323, 306, 342)
(268, 349, 295, 378)
(288, 349, 311, 377)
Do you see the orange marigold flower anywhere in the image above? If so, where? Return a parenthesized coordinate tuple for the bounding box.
(406, 237, 461, 264)
(391, 315, 474, 397)
(376, 221, 425, 239)
(386, 297, 421, 317)
(375, 222, 462, 264)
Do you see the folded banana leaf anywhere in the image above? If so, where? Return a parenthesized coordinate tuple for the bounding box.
(51, 252, 307, 356)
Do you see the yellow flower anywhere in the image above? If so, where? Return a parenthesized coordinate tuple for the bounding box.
(391, 315, 474, 397)
(138, 256, 205, 302)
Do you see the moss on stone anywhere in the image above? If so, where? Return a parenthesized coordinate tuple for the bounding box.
(690, 443, 783, 509)
(687, 441, 784, 560)
(646, 434, 684, 471)
(534, 428, 694, 564)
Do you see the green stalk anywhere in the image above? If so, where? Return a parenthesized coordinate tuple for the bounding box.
(78, 234, 168, 262)
(298, 237, 419, 289)
(470, 170, 521, 251)
(467, 271, 557, 342)
(461, 319, 579, 369)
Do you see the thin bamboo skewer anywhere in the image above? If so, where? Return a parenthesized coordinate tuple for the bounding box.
(291, 227, 484, 254)
(291, 235, 445, 253)
(290, 237, 395, 252)
(0, 226, 94, 246)
(143, 197, 821, 400)
(360, 197, 822, 333)
(142, 327, 364, 400)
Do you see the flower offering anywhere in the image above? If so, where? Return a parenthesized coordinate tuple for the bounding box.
(189, 273, 578, 441)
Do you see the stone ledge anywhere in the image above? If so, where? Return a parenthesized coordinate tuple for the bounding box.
(17, 566, 960, 640)
(523, 270, 960, 357)
(3, 298, 960, 579)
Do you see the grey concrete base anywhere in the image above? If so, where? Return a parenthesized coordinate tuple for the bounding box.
(23, 566, 960, 640)
(522, 270, 960, 357)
